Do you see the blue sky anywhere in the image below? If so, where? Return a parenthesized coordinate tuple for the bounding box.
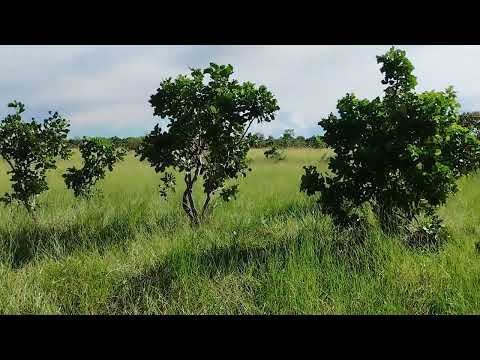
(1, 45, 479, 138)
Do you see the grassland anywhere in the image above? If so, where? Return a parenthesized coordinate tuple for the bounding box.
(0, 148, 479, 314)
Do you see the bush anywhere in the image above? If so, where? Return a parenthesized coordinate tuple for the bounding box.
(301, 47, 480, 230)
(459, 112, 480, 139)
(405, 212, 450, 249)
(63, 137, 126, 198)
(137, 63, 279, 225)
(264, 145, 286, 161)
(0, 101, 71, 213)
(305, 135, 326, 149)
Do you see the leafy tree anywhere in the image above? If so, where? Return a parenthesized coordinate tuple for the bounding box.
(305, 135, 326, 149)
(124, 137, 143, 151)
(0, 101, 71, 213)
(301, 47, 480, 230)
(280, 128, 295, 147)
(137, 63, 279, 225)
(266, 135, 275, 147)
(63, 137, 126, 198)
(459, 112, 480, 139)
(68, 136, 82, 149)
(264, 145, 286, 161)
(295, 136, 306, 147)
(109, 136, 124, 147)
(250, 132, 266, 148)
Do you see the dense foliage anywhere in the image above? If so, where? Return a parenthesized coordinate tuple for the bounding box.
(68, 136, 143, 152)
(63, 137, 126, 198)
(68, 131, 325, 153)
(137, 63, 279, 225)
(0, 101, 71, 213)
(459, 112, 480, 139)
(264, 145, 286, 161)
(301, 47, 480, 229)
(250, 129, 326, 149)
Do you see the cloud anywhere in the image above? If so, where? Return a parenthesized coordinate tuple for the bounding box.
(0, 45, 479, 138)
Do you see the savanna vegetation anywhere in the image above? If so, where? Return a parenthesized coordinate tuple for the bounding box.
(0, 48, 479, 315)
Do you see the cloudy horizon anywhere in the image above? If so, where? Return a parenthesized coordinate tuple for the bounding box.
(1, 45, 479, 138)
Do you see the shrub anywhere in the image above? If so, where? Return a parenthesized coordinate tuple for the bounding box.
(280, 129, 295, 147)
(459, 112, 480, 139)
(264, 145, 286, 161)
(123, 137, 143, 152)
(405, 212, 450, 249)
(137, 63, 279, 225)
(301, 47, 480, 230)
(63, 137, 126, 198)
(0, 101, 71, 213)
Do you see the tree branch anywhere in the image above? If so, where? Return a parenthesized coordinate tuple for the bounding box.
(239, 117, 256, 144)
(201, 191, 212, 219)
(4, 157, 16, 173)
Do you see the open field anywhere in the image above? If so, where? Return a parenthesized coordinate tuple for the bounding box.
(0, 148, 479, 314)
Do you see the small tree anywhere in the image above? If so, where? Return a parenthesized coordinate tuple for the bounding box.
(264, 145, 286, 161)
(295, 136, 306, 147)
(266, 135, 275, 147)
(63, 137, 126, 198)
(306, 135, 326, 149)
(251, 132, 266, 148)
(137, 63, 279, 225)
(301, 47, 480, 230)
(280, 128, 295, 147)
(124, 137, 143, 151)
(0, 101, 71, 213)
(459, 112, 480, 139)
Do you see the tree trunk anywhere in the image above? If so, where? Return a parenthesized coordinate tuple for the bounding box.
(182, 188, 195, 224)
(183, 173, 200, 226)
(201, 192, 212, 219)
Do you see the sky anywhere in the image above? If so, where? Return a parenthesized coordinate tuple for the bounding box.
(1, 45, 479, 138)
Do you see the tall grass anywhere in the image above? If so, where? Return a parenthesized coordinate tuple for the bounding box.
(0, 148, 478, 314)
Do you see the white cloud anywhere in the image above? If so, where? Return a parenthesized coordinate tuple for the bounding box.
(0, 45, 479, 137)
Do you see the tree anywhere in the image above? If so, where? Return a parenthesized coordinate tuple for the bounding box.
(250, 132, 266, 148)
(68, 136, 82, 149)
(124, 137, 143, 151)
(0, 101, 71, 213)
(137, 63, 279, 225)
(264, 145, 286, 161)
(459, 112, 480, 139)
(295, 136, 306, 147)
(63, 137, 126, 198)
(266, 135, 275, 147)
(109, 136, 124, 147)
(306, 135, 326, 149)
(280, 128, 295, 147)
(301, 47, 480, 230)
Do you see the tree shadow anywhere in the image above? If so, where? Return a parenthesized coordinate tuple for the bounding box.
(0, 209, 180, 269)
(105, 199, 387, 314)
(107, 257, 177, 314)
(107, 236, 307, 314)
(260, 201, 318, 223)
(329, 224, 383, 273)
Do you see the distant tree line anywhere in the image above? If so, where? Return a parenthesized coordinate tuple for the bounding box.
(68, 136, 143, 151)
(249, 129, 327, 149)
(66, 129, 326, 151)
(67, 115, 480, 152)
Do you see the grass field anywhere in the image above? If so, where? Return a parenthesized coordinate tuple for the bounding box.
(0, 148, 479, 314)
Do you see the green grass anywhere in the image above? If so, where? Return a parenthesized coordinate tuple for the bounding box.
(0, 148, 479, 314)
